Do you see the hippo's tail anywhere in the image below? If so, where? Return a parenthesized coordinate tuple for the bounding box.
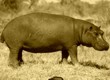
(0, 33, 4, 43)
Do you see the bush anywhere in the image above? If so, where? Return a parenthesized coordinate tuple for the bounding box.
(1, 0, 19, 12)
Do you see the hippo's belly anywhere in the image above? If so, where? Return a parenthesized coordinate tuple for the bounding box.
(23, 44, 63, 53)
(22, 32, 69, 53)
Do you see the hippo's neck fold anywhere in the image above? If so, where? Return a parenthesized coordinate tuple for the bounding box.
(72, 22, 83, 46)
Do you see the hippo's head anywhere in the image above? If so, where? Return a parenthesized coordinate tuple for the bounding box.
(81, 24, 109, 51)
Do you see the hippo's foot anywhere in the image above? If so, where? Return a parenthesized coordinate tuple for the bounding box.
(8, 60, 21, 68)
(69, 61, 81, 67)
(8, 63, 19, 69)
(59, 59, 68, 64)
(19, 59, 24, 65)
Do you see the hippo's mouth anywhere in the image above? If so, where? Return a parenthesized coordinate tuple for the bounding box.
(92, 43, 109, 51)
(93, 44, 104, 51)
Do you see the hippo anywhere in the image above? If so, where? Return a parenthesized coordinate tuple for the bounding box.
(0, 12, 109, 68)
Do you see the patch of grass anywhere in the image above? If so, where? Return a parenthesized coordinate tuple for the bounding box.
(80, 61, 109, 70)
(0, 45, 110, 80)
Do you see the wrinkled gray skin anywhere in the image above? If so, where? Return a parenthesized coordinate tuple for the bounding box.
(0, 12, 109, 68)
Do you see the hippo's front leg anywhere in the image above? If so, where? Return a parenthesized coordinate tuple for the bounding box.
(68, 45, 79, 65)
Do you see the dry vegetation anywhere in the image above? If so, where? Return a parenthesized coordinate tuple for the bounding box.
(0, 0, 110, 80)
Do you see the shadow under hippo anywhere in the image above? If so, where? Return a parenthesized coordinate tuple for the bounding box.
(0, 12, 109, 68)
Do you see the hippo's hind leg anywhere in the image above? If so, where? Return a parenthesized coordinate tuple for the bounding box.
(8, 47, 23, 68)
(59, 50, 69, 64)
